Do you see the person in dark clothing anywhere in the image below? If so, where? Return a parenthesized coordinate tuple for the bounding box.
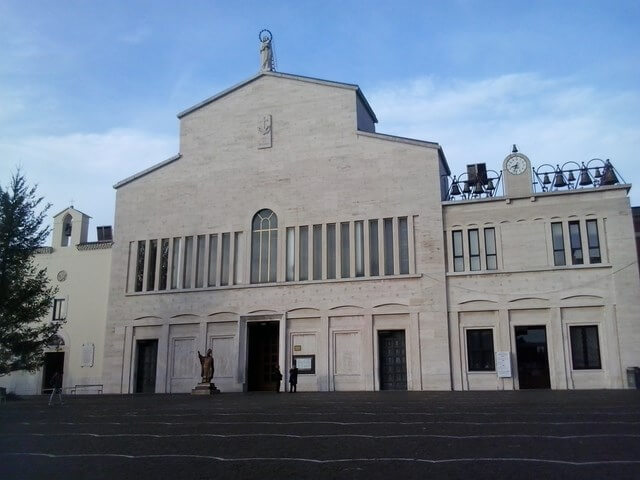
(48, 371, 63, 406)
(273, 365, 283, 392)
(289, 361, 299, 393)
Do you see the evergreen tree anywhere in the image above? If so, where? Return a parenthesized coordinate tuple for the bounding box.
(0, 170, 60, 375)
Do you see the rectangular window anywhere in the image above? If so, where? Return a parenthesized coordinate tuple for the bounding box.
(313, 224, 322, 280)
(398, 217, 409, 274)
(286, 227, 295, 282)
(586, 220, 601, 264)
(52, 299, 66, 321)
(340, 222, 350, 278)
(484, 228, 497, 270)
(468, 229, 481, 271)
(208, 234, 218, 287)
(233, 232, 243, 285)
(551, 222, 566, 266)
(570, 325, 602, 369)
(299, 226, 308, 281)
(171, 237, 181, 289)
(146, 239, 157, 291)
(159, 239, 169, 290)
(183, 236, 193, 288)
(466, 329, 495, 371)
(355, 221, 364, 277)
(135, 240, 145, 292)
(383, 218, 394, 275)
(369, 219, 379, 276)
(220, 232, 230, 286)
(452, 230, 464, 272)
(195, 235, 205, 288)
(569, 221, 583, 265)
(326, 223, 336, 279)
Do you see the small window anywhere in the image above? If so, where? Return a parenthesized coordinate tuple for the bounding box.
(355, 221, 364, 277)
(466, 329, 495, 371)
(135, 240, 145, 292)
(468, 229, 481, 271)
(183, 236, 194, 288)
(326, 224, 336, 279)
(220, 233, 230, 286)
(299, 226, 309, 281)
(369, 220, 379, 276)
(195, 235, 205, 288)
(207, 235, 218, 287)
(452, 230, 464, 272)
(484, 228, 497, 270)
(551, 222, 566, 266)
(313, 225, 322, 280)
(586, 220, 601, 264)
(568, 221, 583, 265)
(570, 325, 601, 370)
(158, 239, 169, 290)
(286, 227, 295, 282)
(383, 218, 394, 275)
(340, 222, 350, 278)
(146, 239, 157, 291)
(398, 217, 409, 274)
(171, 237, 181, 289)
(52, 299, 66, 321)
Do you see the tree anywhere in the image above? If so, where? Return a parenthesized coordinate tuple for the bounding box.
(0, 170, 60, 375)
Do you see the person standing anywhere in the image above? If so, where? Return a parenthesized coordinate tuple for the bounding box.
(273, 365, 283, 392)
(48, 371, 63, 406)
(289, 361, 299, 393)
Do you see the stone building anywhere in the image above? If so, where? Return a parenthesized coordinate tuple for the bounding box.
(101, 68, 640, 393)
(0, 207, 112, 395)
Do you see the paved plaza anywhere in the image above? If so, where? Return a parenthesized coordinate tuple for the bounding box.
(1, 390, 640, 479)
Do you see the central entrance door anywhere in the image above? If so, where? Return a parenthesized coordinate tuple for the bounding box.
(515, 326, 551, 389)
(135, 339, 158, 393)
(378, 330, 407, 390)
(247, 321, 279, 391)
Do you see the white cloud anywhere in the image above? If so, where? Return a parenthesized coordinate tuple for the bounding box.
(0, 129, 176, 241)
(369, 73, 640, 205)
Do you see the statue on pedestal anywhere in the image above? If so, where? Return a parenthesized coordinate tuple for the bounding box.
(198, 349, 214, 384)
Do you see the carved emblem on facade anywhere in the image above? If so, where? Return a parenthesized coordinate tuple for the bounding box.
(258, 114, 272, 149)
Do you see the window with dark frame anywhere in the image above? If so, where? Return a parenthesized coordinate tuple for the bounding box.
(52, 299, 65, 321)
(250, 209, 278, 284)
(313, 224, 322, 280)
(570, 325, 602, 369)
(135, 240, 145, 292)
(468, 229, 481, 271)
(340, 222, 350, 278)
(484, 228, 497, 270)
(452, 230, 464, 272)
(299, 226, 309, 281)
(466, 329, 495, 371)
(286, 227, 295, 282)
(383, 218, 394, 275)
(147, 239, 157, 291)
(568, 221, 583, 265)
(369, 219, 379, 276)
(158, 239, 169, 290)
(551, 222, 566, 266)
(398, 217, 409, 274)
(586, 220, 601, 264)
(326, 224, 336, 279)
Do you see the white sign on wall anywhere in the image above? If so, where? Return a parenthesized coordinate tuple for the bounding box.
(496, 351, 512, 378)
(81, 343, 94, 368)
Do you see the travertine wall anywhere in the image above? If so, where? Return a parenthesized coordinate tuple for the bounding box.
(103, 73, 451, 393)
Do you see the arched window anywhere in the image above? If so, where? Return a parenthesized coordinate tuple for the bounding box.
(61, 214, 72, 247)
(251, 209, 277, 283)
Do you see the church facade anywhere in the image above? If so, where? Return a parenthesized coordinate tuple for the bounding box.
(100, 70, 640, 393)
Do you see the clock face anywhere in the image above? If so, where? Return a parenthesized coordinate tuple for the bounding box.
(506, 156, 527, 175)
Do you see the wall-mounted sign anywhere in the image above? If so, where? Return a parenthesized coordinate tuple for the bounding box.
(293, 355, 315, 374)
(293, 345, 302, 351)
(496, 351, 511, 378)
(81, 343, 95, 367)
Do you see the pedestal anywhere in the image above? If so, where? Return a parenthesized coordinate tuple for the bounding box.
(191, 382, 221, 395)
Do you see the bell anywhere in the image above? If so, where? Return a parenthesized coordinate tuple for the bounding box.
(567, 171, 576, 183)
(485, 178, 495, 191)
(450, 181, 461, 196)
(472, 181, 484, 195)
(542, 173, 551, 185)
(594, 167, 602, 178)
(553, 168, 567, 188)
(600, 162, 619, 186)
(462, 181, 471, 194)
(512, 144, 518, 153)
(578, 167, 593, 186)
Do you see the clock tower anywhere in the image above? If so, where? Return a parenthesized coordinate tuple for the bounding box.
(502, 146, 533, 198)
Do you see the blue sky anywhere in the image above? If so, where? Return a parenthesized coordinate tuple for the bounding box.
(1, 1, 639, 239)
